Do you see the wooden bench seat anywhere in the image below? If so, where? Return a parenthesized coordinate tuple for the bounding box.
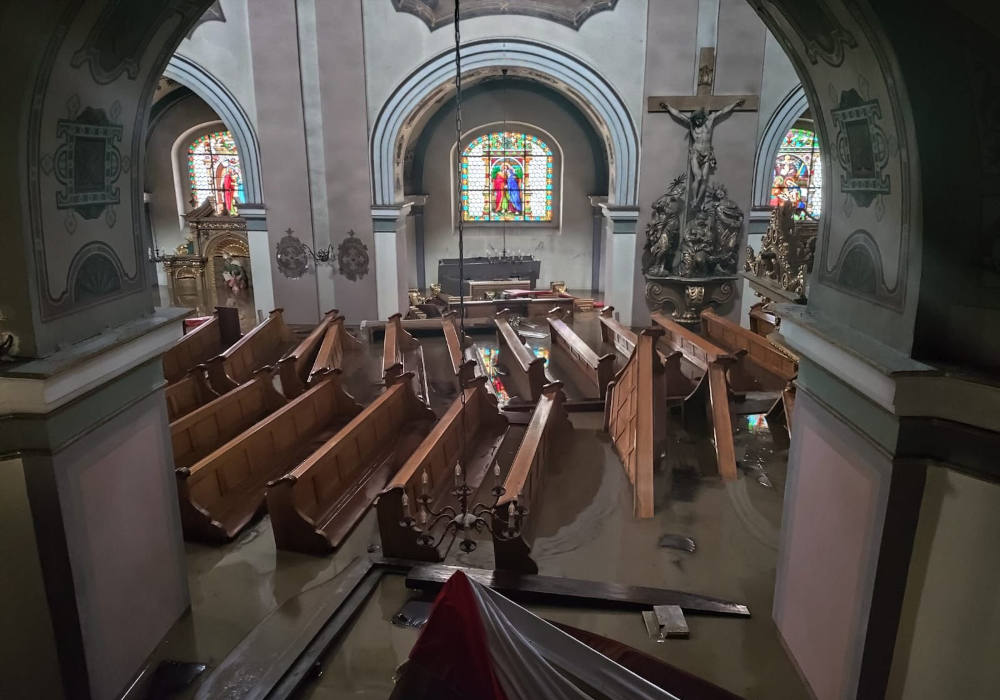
(267, 373, 435, 555)
(376, 377, 509, 562)
(495, 309, 546, 403)
(383, 313, 429, 404)
(205, 309, 297, 394)
(651, 312, 738, 481)
(442, 312, 477, 388)
(176, 370, 362, 542)
(701, 309, 797, 390)
(546, 309, 615, 399)
(170, 369, 287, 470)
(165, 368, 218, 422)
(278, 310, 337, 398)
(492, 382, 572, 572)
(162, 308, 241, 384)
(605, 331, 667, 518)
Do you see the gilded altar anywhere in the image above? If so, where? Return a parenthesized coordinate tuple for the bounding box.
(743, 202, 817, 303)
(161, 201, 253, 314)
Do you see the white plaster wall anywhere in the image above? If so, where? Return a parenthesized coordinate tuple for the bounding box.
(887, 467, 1000, 700)
(362, 0, 649, 127)
(418, 87, 601, 291)
(174, 0, 258, 128)
(755, 31, 801, 143)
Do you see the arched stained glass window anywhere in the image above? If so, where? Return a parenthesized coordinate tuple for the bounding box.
(461, 132, 553, 222)
(188, 130, 244, 214)
(769, 127, 822, 220)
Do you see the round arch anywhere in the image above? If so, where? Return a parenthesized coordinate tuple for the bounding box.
(163, 54, 264, 205)
(752, 84, 811, 209)
(371, 39, 639, 207)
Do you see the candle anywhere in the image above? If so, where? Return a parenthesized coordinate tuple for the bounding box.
(421, 469, 429, 495)
(401, 493, 410, 518)
(454, 463, 462, 487)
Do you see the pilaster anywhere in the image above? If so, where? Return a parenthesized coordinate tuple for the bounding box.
(240, 203, 275, 321)
(600, 204, 639, 325)
(372, 204, 412, 320)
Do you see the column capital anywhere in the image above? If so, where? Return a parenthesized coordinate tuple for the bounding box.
(600, 204, 640, 233)
(371, 203, 412, 223)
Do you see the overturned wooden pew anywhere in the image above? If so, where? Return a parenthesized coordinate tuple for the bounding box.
(170, 368, 287, 470)
(383, 312, 429, 403)
(176, 370, 362, 543)
(205, 309, 297, 394)
(376, 377, 509, 561)
(547, 309, 615, 399)
(278, 310, 337, 398)
(309, 312, 363, 381)
(605, 330, 667, 518)
(495, 309, 546, 403)
(492, 382, 572, 573)
(267, 373, 435, 555)
(651, 312, 738, 482)
(162, 307, 241, 384)
(442, 311, 477, 388)
(598, 306, 636, 359)
(165, 367, 218, 422)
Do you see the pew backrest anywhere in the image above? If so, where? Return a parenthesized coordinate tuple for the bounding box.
(205, 309, 295, 392)
(309, 314, 362, 383)
(170, 368, 287, 469)
(494, 309, 546, 402)
(165, 367, 218, 422)
(598, 306, 637, 358)
(547, 310, 615, 398)
(383, 312, 420, 380)
(650, 311, 730, 373)
(442, 312, 477, 387)
(278, 310, 337, 398)
(163, 315, 223, 384)
(701, 309, 797, 382)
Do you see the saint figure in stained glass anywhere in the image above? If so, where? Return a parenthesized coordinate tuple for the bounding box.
(461, 131, 553, 222)
(188, 130, 244, 215)
(769, 127, 822, 220)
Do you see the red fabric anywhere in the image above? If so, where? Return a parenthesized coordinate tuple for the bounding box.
(405, 571, 508, 700)
(183, 316, 212, 333)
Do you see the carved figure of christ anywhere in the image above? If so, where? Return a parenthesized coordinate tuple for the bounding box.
(662, 98, 745, 205)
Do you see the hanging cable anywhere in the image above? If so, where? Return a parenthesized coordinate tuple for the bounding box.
(501, 68, 508, 259)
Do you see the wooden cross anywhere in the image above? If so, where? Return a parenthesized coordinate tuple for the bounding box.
(647, 48, 759, 114)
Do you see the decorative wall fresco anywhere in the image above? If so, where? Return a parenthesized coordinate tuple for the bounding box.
(338, 231, 370, 282)
(832, 88, 890, 208)
(390, 0, 618, 31)
(758, 0, 858, 68)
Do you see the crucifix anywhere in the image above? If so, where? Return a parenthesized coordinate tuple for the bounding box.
(648, 48, 758, 206)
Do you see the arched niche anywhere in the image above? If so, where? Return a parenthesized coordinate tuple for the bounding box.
(753, 84, 812, 210)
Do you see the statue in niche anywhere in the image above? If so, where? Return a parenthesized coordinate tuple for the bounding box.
(662, 98, 744, 205)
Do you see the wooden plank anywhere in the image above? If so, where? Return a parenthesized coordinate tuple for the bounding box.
(701, 309, 797, 382)
(650, 311, 730, 372)
(707, 363, 738, 481)
(278, 310, 336, 398)
(405, 564, 751, 617)
(598, 306, 637, 358)
(546, 310, 616, 399)
(494, 309, 546, 402)
(309, 313, 361, 383)
(442, 311, 476, 387)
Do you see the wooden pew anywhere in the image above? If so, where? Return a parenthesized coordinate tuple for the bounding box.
(267, 373, 436, 555)
(546, 309, 615, 399)
(170, 368, 287, 469)
(383, 312, 429, 404)
(598, 306, 636, 359)
(701, 309, 797, 387)
(651, 312, 738, 481)
(442, 311, 477, 388)
(309, 312, 363, 383)
(205, 309, 296, 394)
(494, 309, 546, 403)
(162, 307, 241, 384)
(376, 377, 508, 562)
(749, 302, 778, 336)
(492, 382, 572, 573)
(165, 367, 218, 422)
(604, 330, 667, 518)
(600, 308, 694, 404)
(278, 310, 337, 398)
(176, 370, 362, 542)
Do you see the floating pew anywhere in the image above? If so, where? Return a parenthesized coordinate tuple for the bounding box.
(376, 377, 508, 562)
(309, 313, 363, 383)
(748, 302, 778, 336)
(170, 368, 287, 470)
(164, 367, 218, 422)
(651, 312, 738, 481)
(176, 370, 362, 542)
(604, 331, 667, 518)
(162, 307, 241, 384)
(278, 310, 341, 398)
(495, 309, 546, 403)
(205, 309, 296, 394)
(701, 309, 797, 389)
(546, 309, 615, 399)
(600, 307, 695, 404)
(492, 382, 572, 573)
(267, 373, 435, 555)
(383, 313, 429, 404)
(442, 312, 477, 388)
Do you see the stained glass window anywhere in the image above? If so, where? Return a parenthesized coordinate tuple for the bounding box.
(188, 130, 244, 215)
(461, 132, 554, 222)
(769, 127, 822, 220)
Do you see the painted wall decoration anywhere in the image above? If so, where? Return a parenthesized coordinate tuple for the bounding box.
(391, 0, 618, 31)
(461, 132, 553, 222)
(43, 102, 129, 230)
(770, 127, 823, 220)
(188, 130, 244, 213)
(832, 88, 890, 208)
(764, 0, 858, 67)
(73, 251, 123, 303)
(337, 231, 370, 282)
